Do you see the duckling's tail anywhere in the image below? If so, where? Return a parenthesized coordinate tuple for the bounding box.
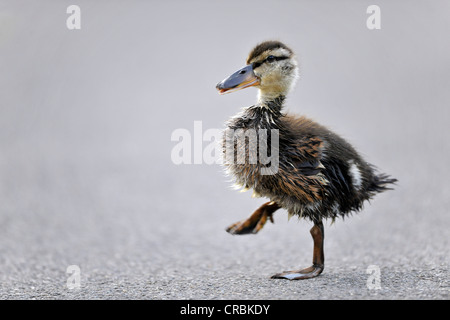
(369, 173, 398, 193)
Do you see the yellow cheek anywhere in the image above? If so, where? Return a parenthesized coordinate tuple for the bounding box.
(260, 73, 285, 90)
(264, 73, 277, 83)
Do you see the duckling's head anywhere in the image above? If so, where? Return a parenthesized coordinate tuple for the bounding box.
(216, 41, 299, 103)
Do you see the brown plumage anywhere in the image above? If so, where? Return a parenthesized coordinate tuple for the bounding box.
(216, 40, 396, 280)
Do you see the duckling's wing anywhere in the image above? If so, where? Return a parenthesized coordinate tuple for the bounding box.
(274, 135, 328, 203)
(283, 135, 326, 176)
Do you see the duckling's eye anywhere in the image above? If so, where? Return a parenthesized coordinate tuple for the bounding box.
(266, 55, 276, 63)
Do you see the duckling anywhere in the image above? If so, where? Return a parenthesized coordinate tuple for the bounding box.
(216, 40, 396, 280)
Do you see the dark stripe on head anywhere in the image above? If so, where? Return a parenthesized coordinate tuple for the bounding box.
(252, 55, 290, 69)
(246, 41, 293, 64)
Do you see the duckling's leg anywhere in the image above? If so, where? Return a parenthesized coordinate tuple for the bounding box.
(226, 201, 280, 235)
(271, 221, 324, 280)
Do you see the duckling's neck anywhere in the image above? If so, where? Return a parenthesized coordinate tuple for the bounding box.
(227, 95, 285, 130)
(255, 94, 285, 115)
(258, 89, 285, 105)
(237, 94, 285, 129)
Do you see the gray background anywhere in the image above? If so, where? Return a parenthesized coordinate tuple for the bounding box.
(0, 0, 448, 299)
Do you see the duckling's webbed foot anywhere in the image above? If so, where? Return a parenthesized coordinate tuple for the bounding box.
(226, 201, 280, 235)
(271, 221, 325, 280)
(271, 264, 324, 280)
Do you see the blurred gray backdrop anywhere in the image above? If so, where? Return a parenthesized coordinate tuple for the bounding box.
(0, 0, 448, 299)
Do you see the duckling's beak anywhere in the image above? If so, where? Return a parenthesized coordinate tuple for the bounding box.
(216, 65, 260, 95)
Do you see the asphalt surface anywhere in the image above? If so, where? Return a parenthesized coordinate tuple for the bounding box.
(0, 1, 449, 300)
